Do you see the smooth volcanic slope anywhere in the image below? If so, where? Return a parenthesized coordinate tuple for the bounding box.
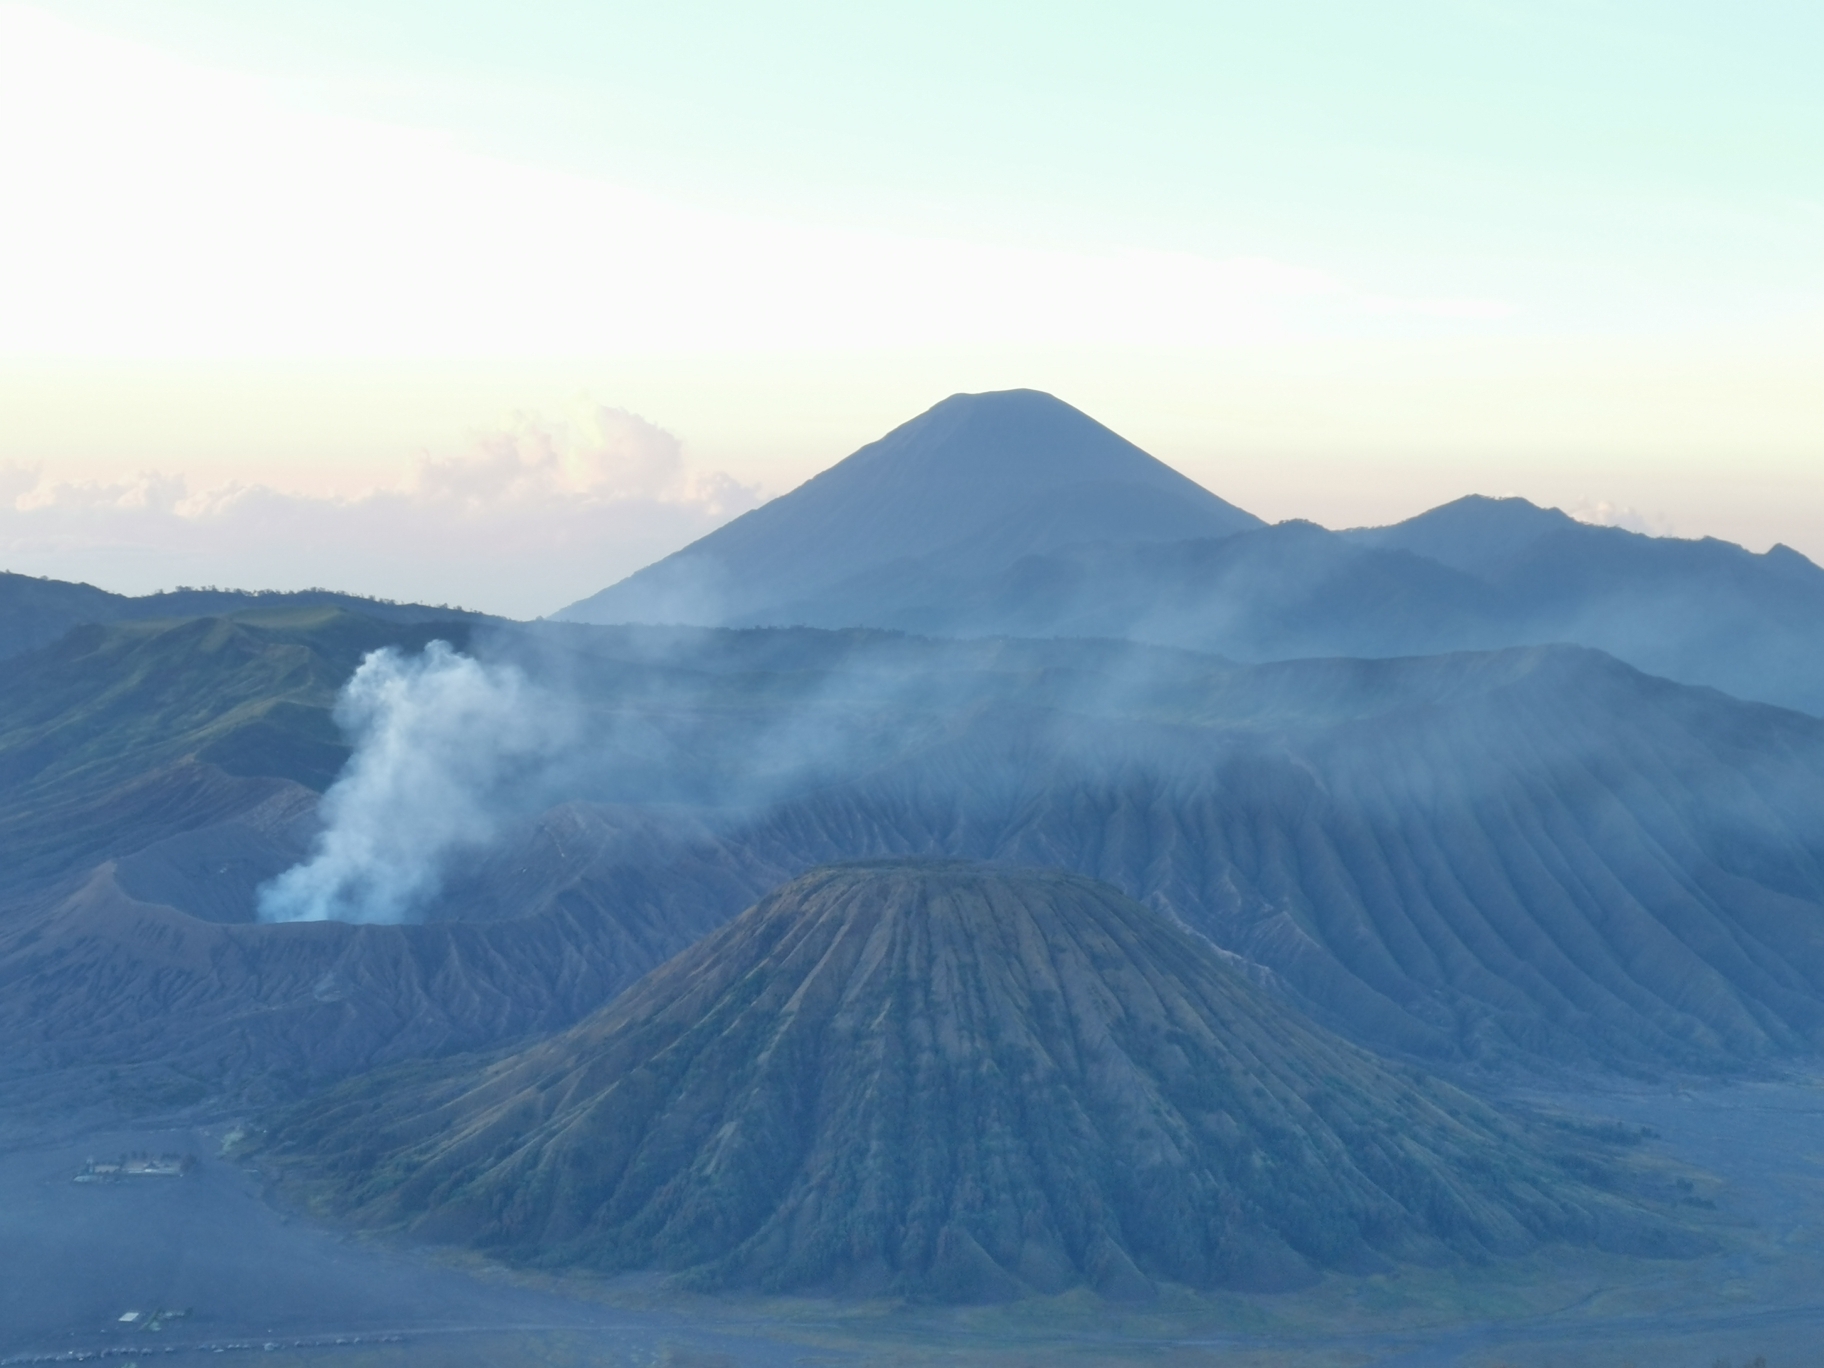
(557, 389, 1261, 627)
(275, 863, 1683, 1301)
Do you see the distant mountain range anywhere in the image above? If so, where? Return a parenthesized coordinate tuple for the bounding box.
(11, 391, 1819, 716)
(560, 390, 1824, 716)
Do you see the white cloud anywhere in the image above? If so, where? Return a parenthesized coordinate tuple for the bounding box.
(0, 404, 761, 616)
(1567, 498, 1675, 537)
(405, 404, 739, 510)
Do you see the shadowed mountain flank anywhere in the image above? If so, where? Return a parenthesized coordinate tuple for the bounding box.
(272, 863, 1686, 1300)
(1348, 498, 1824, 716)
(557, 389, 1261, 627)
(1340, 495, 1584, 575)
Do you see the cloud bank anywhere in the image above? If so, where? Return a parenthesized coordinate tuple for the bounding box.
(0, 405, 761, 618)
(257, 642, 574, 924)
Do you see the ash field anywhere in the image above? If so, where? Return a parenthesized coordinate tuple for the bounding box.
(4, 1081, 1822, 1366)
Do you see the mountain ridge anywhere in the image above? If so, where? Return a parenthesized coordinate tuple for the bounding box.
(0, 571, 500, 662)
(749, 505, 1824, 715)
(553, 393, 1824, 715)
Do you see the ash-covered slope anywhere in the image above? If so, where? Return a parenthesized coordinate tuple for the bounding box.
(276, 863, 1683, 1300)
(0, 822, 750, 1109)
(557, 389, 1261, 627)
(720, 647, 1824, 1071)
(0, 610, 775, 1104)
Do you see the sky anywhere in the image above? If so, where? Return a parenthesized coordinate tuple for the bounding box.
(1, 1, 1820, 616)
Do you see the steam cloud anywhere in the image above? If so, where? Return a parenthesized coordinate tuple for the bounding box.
(257, 642, 574, 924)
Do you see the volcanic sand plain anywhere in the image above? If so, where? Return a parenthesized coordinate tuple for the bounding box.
(4, 1076, 1824, 1366)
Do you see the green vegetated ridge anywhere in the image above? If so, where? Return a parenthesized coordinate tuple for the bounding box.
(0, 607, 471, 892)
(270, 862, 1696, 1302)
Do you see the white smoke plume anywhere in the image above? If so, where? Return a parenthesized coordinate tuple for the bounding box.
(257, 641, 574, 924)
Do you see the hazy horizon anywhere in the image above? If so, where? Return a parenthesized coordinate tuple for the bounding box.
(0, 386, 1772, 619)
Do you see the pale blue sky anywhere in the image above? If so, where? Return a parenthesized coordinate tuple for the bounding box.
(33, 0, 1822, 316)
(1, 1, 1820, 611)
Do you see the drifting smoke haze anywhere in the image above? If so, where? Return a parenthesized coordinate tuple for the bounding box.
(257, 642, 576, 924)
(250, 626, 1202, 927)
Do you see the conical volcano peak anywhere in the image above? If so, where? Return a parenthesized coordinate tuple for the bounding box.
(275, 861, 1688, 1301)
(557, 390, 1262, 627)
(837, 389, 1203, 490)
